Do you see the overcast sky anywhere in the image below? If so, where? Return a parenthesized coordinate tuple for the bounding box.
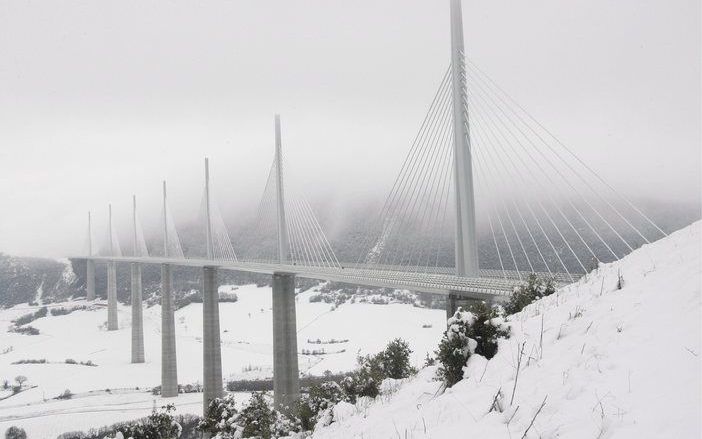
(0, 0, 699, 257)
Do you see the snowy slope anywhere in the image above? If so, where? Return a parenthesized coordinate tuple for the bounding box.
(312, 222, 702, 438)
(0, 284, 445, 436)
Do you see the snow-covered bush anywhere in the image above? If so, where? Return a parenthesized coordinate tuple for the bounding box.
(293, 381, 346, 431)
(466, 302, 510, 359)
(436, 305, 509, 387)
(436, 308, 476, 387)
(505, 274, 556, 315)
(380, 338, 415, 379)
(4, 426, 27, 439)
(199, 392, 294, 439)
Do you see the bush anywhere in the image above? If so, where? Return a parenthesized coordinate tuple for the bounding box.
(4, 426, 27, 439)
(293, 381, 345, 431)
(56, 389, 73, 400)
(8, 326, 39, 336)
(505, 274, 556, 315)
(436, 305, 509, 387)
(199, 392, 293, 439)
(464, 302, 510, 359)
(381, 338, 415, 379)
(436, 309, 474, 387)
(51, 306, 86, 316)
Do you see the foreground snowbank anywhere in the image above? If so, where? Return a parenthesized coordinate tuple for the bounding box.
(313, 222, 702, 438)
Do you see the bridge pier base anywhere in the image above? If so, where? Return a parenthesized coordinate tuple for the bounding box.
(202, 266, 223, 414)
(86, 260, 95, 301)
(131, 263, 145, 363)
(272, 272, 299, 409)
(107, 261, 118, 330)
(161, 264, 178, 398)
(446, 293, 490, 320)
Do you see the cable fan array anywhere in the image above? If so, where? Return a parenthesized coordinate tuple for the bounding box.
(359, 58, 666, 281)
(237, 153, 340, 269)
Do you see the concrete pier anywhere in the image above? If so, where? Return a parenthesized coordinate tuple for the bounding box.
(86, 260, 95, 301)
(131, 263, 145, 363)
(202, 266, 223, 413)
(161, 264, 178, 397)
(272, 272, 299, 409)
(107, 261, 118, 330)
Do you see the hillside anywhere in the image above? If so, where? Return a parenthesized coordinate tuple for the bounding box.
(311, 221, 702, 438)
(0, 255, 76, 308)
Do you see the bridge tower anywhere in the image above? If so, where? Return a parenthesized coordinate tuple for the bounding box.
(130, 195, 145, 363)
(161, 181, 178, 397)
(271, 115, 300, 409)
(450, 0, 479, 277)
(86, 211, 96, 301)
(202, 157, 224, 413)
(106, 204, 118, 330)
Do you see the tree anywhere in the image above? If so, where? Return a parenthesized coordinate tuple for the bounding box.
(14, 376, 27, 389)
(4, 426, 27, 439)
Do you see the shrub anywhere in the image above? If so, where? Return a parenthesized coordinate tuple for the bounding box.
(8, 326, 39, 336)
(4, 426, 27, 439)
(292, 381, 346, 431)
(465, 302, 510, 359)
(436, 305, 509, 387)
(199, 392, 293, 439)
(56, 389, 73, 400)
(381, 338, 415, 379)
(505, 274, 556, 315)
(436, 309, 474, 387)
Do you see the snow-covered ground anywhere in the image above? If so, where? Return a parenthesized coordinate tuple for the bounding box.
(312, 222, 702, 438)
(0, 281, 445, 437)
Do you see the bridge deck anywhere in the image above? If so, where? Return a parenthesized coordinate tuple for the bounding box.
(80, 256, 577, 299)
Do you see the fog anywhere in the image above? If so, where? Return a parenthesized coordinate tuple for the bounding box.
(0, 0, 699, 258)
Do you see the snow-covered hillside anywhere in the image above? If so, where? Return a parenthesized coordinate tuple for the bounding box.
(311, 221, 702, 438)
(0, 281, 445, 436)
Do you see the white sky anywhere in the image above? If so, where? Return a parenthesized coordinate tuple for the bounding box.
(0, 0, 699, 257)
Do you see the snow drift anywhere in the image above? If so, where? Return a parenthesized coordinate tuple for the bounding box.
(312, 221, 702, 438)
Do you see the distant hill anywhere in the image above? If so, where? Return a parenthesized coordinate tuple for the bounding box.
(0, 254, 76, 308)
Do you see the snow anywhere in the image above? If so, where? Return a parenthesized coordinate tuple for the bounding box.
(310, 221, 702, 438)
(0, 283, 445, 437)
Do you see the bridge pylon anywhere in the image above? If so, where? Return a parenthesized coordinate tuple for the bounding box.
(107, 204, 118, 330)
(270, 115, 300, 409)
(131, 195, 145, 363)
(160, 181, 178, 397)
(202, 158, 223, 413)
(450, 0, 479, 277)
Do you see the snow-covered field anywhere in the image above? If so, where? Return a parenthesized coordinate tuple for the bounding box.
(312, 222, 702, 438)
(0, 283, 446, 437)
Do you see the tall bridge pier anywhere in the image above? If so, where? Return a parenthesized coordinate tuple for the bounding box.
(202, 266, 223, 412)
(131, 196, 145, 363)
(272, 272, 299, 408)
(86, 260, 95, 301)
(107, 205, 118, 330)
(106, 261, 118, 330)
(160, 182, 179, 397)
(160, 263, 178, 397)
(130, 263, 145, 363)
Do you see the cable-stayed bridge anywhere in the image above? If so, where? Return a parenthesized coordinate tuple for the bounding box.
(74, 0, 665, 415)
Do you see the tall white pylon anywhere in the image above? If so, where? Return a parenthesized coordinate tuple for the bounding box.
(204, 158, 214, 260)
(274, 115, 290, 264)
(450, 0, 479, 277)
